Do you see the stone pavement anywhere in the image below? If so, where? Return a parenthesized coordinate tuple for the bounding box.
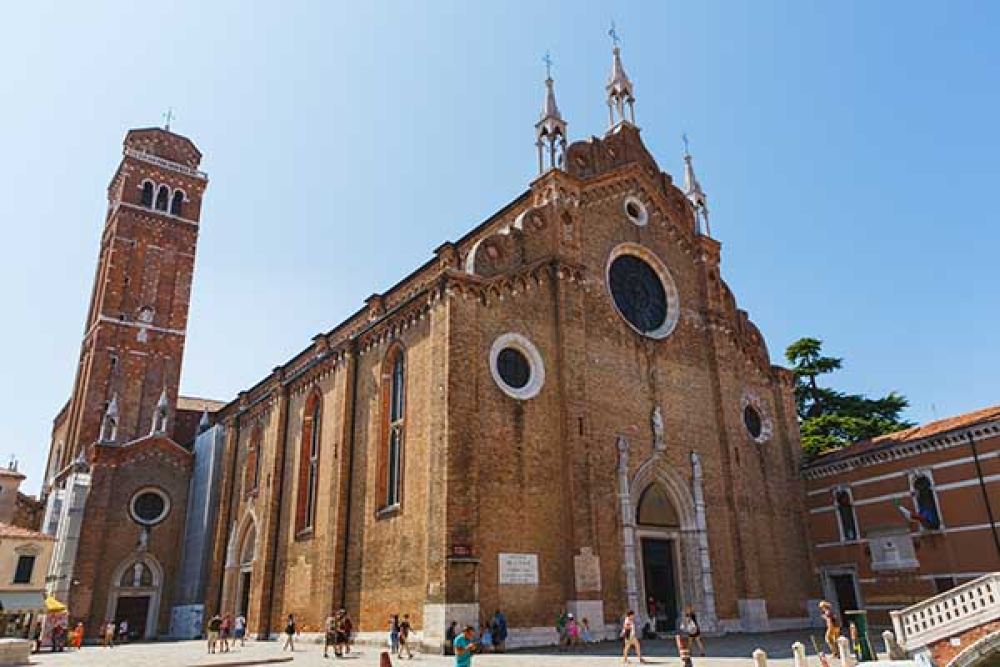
(28, 631, 845, 667)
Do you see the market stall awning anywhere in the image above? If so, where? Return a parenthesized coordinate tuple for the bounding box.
(43, 595, 66, 613)
(0, 592, 46, 614)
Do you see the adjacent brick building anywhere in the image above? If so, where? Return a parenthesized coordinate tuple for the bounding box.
(205, 45, 816, 646)
(803, 404, 1000, 629)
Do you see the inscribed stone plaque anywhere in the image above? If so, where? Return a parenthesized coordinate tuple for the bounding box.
(498, 553, 539, 585)
(574, 547, 602, 592)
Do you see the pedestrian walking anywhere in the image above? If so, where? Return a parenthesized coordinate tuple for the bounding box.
(389, 614, 401, 654)
(221, 613, 232, 652)
(102, 621, 115, 648)
(72, 622, 85, 649)
(492, 609, 508, 652)
(444, 620, 457, 655)
(282, 614, 297, 652)
(206, 614, 222, 653)
(234, 614, 247, 646)
(118, 619, 129, 643)
(336, 610, 350, 657)
(682, 606, 705, 656)
(324, 612, 337, 658)
(555, 609, 568, 651)
(342, 610, 354, 655)
(621, 610, 645, 664)
(565, 613, 581, 650)
(398, 613, 413, 659)
(453, 625, 478, 667)
(819, 600, 840, 658)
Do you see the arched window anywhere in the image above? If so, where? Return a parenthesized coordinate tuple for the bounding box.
(379, 346, 405, 510)
(119, 561, 154, 588)
(244, 426, 262, 498)
(913, 474, 941, 530)
(141, 181, 154, 207)
(636, 485, 679, 527)
(155, 185, 169, 211)
(834, 488, 858, 541)
(295, 391, 322, 534)
(170, 190, 184, 216)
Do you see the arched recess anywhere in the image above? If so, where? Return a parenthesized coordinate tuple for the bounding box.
(106, 553, 164, 640)
(617, 450, 716, 634)
(222, 509, 258, 619)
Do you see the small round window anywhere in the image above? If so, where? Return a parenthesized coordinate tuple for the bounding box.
(606, 244, 680, 340)
(623, 196, 648, 226)
(740, 393, 773, 444)
(744, 405, 763, 438)
(490, 333, 545, 400)
(130, 488, 170, 526)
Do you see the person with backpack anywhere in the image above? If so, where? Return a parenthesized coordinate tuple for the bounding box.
(621, 610, 645, 664)
(682, 606, 705, 656)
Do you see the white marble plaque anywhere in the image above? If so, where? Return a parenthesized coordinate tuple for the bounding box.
(499, 553, 539, 585)
(574, 547, 602, 592)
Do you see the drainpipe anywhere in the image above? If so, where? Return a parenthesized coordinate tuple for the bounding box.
(339, 340, 360, 609)
(968, 431, 1000, 560)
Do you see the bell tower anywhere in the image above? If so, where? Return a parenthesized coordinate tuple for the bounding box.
(44, 126, 209, 486)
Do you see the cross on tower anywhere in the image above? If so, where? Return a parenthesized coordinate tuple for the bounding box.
(543, 51, 553, 79)
(609, 20, 621, 47)
(682, 133, 691, 155)
(162, 107, 175, 131)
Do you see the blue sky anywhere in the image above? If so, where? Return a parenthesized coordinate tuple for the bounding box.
(2, 1, 998, 493)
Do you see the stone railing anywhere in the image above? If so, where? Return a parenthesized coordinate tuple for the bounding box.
(891, 572, 1000, 652)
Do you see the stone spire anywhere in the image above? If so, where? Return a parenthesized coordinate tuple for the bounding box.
(535, 52, 568, 174)
(606, 22, 636, 129)
(150, 387, 169, 435)
(683, 135, 711, 237)
(100, 394, 119, 443)
(198, 408, 211, 435)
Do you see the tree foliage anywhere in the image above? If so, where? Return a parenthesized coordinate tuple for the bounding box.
(785, 337, 913, 458)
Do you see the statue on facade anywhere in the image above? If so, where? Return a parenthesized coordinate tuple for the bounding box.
(652, 406, 665, 451)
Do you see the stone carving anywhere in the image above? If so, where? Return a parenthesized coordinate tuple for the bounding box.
(652, 406, 665, 451)
(574, 547, 602, 593)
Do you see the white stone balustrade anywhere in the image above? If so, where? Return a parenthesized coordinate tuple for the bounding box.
(891, 571, 1000, 652)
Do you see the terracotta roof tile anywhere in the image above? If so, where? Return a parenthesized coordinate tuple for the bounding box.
(809, 403, 1000, 466)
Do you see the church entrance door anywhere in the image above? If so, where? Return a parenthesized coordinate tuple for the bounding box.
(114, 595, 150, 640)
(640, 537, 678, 632)
(238, 571, 252, 616)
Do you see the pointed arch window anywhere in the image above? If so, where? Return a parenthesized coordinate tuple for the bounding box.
(636, 485, 679, 528)
(170, 190, 184, 216)
(834, 487, 859, 541)
(155, 185, 169, 211)
(295, 391, 322, 535)
(379, 346, 405, 511)
(244, 426, 262, 498)
(141, 181, 154, 207)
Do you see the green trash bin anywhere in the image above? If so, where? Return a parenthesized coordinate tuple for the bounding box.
(844, 609, 876, 662)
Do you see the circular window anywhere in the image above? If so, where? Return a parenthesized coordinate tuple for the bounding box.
(744, 405, 763, 438)
(490, 333, 545, 400)
(623, 196, 648, 226)
(605, 244, 680, 339)
(129, 488, 170, 526)
(740, 393, 773, 444)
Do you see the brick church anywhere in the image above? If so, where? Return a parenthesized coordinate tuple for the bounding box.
(39, 42, 818, 644)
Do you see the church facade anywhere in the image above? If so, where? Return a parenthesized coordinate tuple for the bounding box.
(40, 43, 817, 645)
(205, 46, 816, 645)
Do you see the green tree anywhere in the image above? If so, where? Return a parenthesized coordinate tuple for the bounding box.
(785, 337, 913, 458)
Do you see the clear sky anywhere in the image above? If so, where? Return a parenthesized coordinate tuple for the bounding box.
(2, 1, 998, 493)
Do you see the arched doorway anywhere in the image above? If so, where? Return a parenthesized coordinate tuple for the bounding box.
(235, 522, 256, 618)
(635, 484, 682, 632)
(107, 555, 163, 639)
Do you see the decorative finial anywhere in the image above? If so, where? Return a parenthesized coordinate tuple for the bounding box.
(605, 23, 635, 129)
(162, 107, 175, 131)
(535, 52, 568, 175)
(682, 135, 711, 237)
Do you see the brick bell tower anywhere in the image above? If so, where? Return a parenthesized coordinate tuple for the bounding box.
(43, 126, 208, 488)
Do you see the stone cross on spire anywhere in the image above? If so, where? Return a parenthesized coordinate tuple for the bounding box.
(682, 134, 711, 237)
